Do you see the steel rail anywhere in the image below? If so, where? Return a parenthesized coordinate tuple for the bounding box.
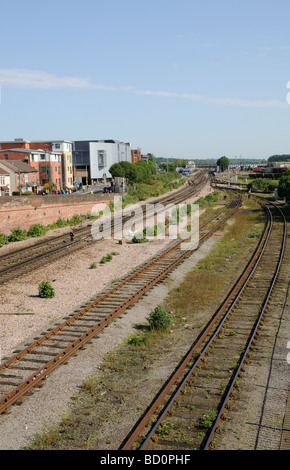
(202, 200, 287, 450)
(0, 171, 208, 263)
(121, 198, 271, 450)
(0, 193, 241, 414)
(0, 172, 210, 281)
(122, 199, 285, 451)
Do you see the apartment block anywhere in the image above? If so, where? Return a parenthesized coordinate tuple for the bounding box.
(0, 139, 73, 189)
(73, 140, 132, 183)
(0, 148, 63, 190)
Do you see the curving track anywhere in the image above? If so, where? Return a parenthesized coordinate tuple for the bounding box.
(0, 191, 241, 415)
(121, 199, 287, 451)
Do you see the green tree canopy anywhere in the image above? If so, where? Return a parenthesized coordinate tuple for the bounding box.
(217, 156, 230, 171)
(109, 159, 156, 184)
(109, 163, 125, 178)
(278, 168, 290, 201)
(268, 155, 290, 163)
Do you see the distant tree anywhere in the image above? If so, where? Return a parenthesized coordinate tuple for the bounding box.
(217, 156, 230, 171)
(109, 163, 125, 178)
(110, 159, 156, 183)
(278, 168, 290, 201)
(119, 161, 133, 178)
(248, 178, 278, 193)
(268, 155, 290, 163)
(135, 159, 156, 181)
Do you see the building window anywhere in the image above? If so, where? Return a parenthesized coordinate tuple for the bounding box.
(40, 165, 49, 174)
(40, 154, 45, 160)
(98, 150, 107, 169)
(4, 154, 8, 160)
(55, 143, 60, 149)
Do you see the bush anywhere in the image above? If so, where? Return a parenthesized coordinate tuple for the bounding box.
(56, 217, 69, 228)
(69, 214, 81, 225)
(28, 223, 47, 238)
(99, 252, 119, 264)
(100, 253, 113, 264)
(23, 190, 34, 195)
(128, 334, 148, 346)
(148, 305, 172, 331)
(0, 234, 9, 247)
(247, 227, 262, 238)
(90, 262, 97, 269)
(248, 178, 278, 193)
(8, 227, 27, 242)
(201, 409, 217, 429)
(132, 231, 148, 243)
(38, 280, 55, 298)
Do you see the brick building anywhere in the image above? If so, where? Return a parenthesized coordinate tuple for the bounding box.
(131, 148, 142, 164)
(0, 139, 73, 189)
(0, 148, 63, 190)
(0, 160, 38, 194)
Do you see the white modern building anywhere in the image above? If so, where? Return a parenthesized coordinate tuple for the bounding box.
(73, 140, 132, 183)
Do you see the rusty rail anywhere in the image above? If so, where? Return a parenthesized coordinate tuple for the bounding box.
(0, 192, 241, 414)
(120, 199, 286, 451)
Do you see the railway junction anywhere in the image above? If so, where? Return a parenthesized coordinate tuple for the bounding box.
(0, 171, 289, 452)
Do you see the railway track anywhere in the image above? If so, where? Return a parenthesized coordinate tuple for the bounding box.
(0, 192, 241, 415)
(0, 171, 210, 285)
(121, 199, 287, 451)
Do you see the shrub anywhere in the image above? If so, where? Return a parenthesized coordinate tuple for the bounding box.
(38, 280, 55, 298)
(148, 305, 172, 331)
(100, 252, 119, 264)
(69, 214, 81, 225)
(56, 217, 68, 228)
(100, 253, 113, 264)
(128, 334, 148, 346)
(132, 231, 148, 243)
(0, 234, 9, 247)
(201, 409, 217, 429)
(28, 223, 47, 238)
(8, 227, 27, 242)
(90, 262, 97, 269)
(247, 227, 261, 238)
(23, 190, 34, 195)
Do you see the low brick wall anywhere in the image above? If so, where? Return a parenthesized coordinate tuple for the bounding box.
(0, 193, 116, 235)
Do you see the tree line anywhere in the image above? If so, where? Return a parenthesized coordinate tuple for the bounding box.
(109, 156, 187, 184)
(109, 159, 157, 183)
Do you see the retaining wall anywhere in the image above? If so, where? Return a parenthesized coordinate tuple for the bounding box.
(0, 193, 115, 234)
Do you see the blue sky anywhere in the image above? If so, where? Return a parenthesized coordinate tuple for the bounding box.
(1, 0, 290, 160)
